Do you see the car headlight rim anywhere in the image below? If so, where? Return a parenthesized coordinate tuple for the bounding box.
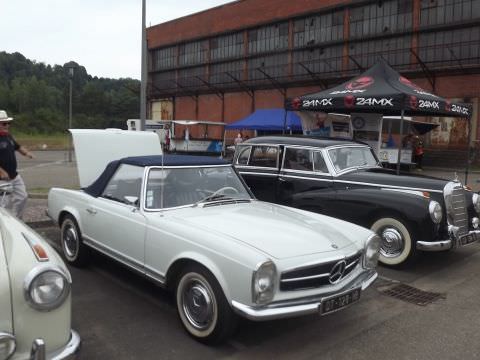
(23, 264, 71, 312)
(0, 332, 16, 359)
(252, 260, 276, 305)
(363, 234, 381, 269)
(473, 193, 480, 213)
(429, 200, 443, 224)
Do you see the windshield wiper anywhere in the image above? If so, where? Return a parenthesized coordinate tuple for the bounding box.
(193, 193, 232, 207)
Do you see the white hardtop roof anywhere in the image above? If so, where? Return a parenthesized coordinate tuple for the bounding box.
(70, 129, 162, 188)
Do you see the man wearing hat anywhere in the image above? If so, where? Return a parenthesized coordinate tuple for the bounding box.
(0, 110, 34, 218)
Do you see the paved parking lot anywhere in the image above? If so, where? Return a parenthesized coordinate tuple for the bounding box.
(17, 151, 480, 359)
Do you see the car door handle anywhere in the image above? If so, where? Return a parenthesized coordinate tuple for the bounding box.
(86, 208, 97, 215)
(279, 177, 286, 182)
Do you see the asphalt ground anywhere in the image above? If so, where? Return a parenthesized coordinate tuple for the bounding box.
(15, 151, 480, 359)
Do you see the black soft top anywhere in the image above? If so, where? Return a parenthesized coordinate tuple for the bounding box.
(84, 155, 228, 197)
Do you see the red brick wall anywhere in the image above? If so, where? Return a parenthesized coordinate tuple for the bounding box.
(147, 0, 350, 48)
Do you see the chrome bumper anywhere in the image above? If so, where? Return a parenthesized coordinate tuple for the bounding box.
(30, 330, 80, 360)
(231, 270, 377, 321)
(416, 229, 480, 252)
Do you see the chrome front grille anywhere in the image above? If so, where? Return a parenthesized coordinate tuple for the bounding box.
(280, 252, 362, 291)
(444, 182, 468, 236)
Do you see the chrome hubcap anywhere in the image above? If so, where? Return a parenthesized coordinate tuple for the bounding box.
(63, 225, 78, 258)
(379, 227, 404, 258)
(182, 280, 214, 330)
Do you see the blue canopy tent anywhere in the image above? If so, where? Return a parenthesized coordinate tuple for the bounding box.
(225, 109, 302, 131)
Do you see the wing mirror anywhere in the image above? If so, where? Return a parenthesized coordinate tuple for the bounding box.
(124, 196, 139, 207)
(0, 181, 13, 194)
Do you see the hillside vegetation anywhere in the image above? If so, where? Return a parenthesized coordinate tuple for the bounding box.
(0, 51, 140, 134)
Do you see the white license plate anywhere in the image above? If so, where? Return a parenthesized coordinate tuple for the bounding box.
(320, 288, 361, 315)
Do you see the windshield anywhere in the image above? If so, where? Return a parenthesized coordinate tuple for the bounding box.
(145, 166, 252, 209)
(327, 146, 379, 172)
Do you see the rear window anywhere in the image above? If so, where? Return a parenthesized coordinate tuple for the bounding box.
(249, 146, 279, 168)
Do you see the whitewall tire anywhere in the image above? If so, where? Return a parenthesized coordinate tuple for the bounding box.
(371, 217, 415, 266)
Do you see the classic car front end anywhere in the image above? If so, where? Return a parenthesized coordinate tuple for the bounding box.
(0, 207, 80, 360)
(234, 136, 480, 267)
(46, 130, 380, 344)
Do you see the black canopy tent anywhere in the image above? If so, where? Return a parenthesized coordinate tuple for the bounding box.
(285, 59, 473, 178)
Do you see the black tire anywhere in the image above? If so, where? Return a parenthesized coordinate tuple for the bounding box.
(175, 264, 238, 344)
(371, 217, 416, 267)
(60, 215, 90, 267)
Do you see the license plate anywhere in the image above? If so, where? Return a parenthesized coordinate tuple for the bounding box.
(460, 234, 477, 246)
(320, 288, 361, 315)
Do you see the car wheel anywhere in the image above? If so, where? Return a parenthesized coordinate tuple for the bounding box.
(60, 215, 89, 267)
(175, 265, 238, 344)
(371, 217, 415, 266)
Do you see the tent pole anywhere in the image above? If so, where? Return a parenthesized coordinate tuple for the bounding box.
(396, 109, 405, 175)
(465, 116, 471, 185)
(222, 129, 227, 158)
(283, 110, 288, 135)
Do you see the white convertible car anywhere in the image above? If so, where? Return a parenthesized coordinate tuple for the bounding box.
(47, 129, 380, 344)
(0, 183, 80, 359)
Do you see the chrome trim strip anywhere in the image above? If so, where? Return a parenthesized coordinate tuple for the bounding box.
(381, 188, 429, 197)
(281, 251, 360, 274)
(346, 259, 359, 269)
(334, 179, 443, 193)
(238, 171, 278, 177)
(149, 164, 231, 169)
(240, 168, 442, 193)
(232, 271, 377, 321)
(144, 265, 166, 285)
(281, 272, 330, 283)
(83, 235, 144, 273)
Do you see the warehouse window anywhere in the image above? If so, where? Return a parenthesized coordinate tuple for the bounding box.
(151, 46, 177, 71)
(349, 0, 413, 39)
(178, 40, 208, 66)
(248, 22, 289, 54)
(420, 0, 480, 27)
(247, 54, 289, 81)
(418, 26, 480, 67)
(211, 32, 244, 61)
(209, 60, 244, 87)
(348, 35, 412, 69)
(152, 71, 176, 94)
(293, 10, 344, 48)
(292, 45, 343, 76)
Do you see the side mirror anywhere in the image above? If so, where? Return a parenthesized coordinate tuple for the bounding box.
(124, 196, 139, 207)
(0, 181, 13, 194)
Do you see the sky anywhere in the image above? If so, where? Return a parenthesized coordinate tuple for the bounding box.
(0, 0, 236, 80)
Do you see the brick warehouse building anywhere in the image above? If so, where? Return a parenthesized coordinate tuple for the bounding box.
(146, 0, 480, 158)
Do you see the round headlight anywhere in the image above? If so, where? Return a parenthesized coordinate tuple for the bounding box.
(0, 332, 16, 359)
(429, 200, 443, 224)
(473, 193, 480, 213)
(363, 234, 381, 269)
(24, 265, 71, 311)
(252, 260, 276, 304)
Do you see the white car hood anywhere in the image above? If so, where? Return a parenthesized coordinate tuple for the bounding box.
(168, 202, 368, 259)
(71, 129, 162, 188)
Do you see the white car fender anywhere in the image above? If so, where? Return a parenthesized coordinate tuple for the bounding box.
(57, 205, 84, 231)
(167, 251, 239, 303)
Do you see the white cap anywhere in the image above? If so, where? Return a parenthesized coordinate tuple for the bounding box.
(0, 110, 13, 122)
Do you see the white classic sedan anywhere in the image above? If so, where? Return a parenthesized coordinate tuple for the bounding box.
(0, 183, 80, 359)
(47, 129, 380, 344)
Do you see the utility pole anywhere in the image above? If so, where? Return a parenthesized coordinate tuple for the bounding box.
(67, 66, 74, 162)
(140, 0, 147, 130)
